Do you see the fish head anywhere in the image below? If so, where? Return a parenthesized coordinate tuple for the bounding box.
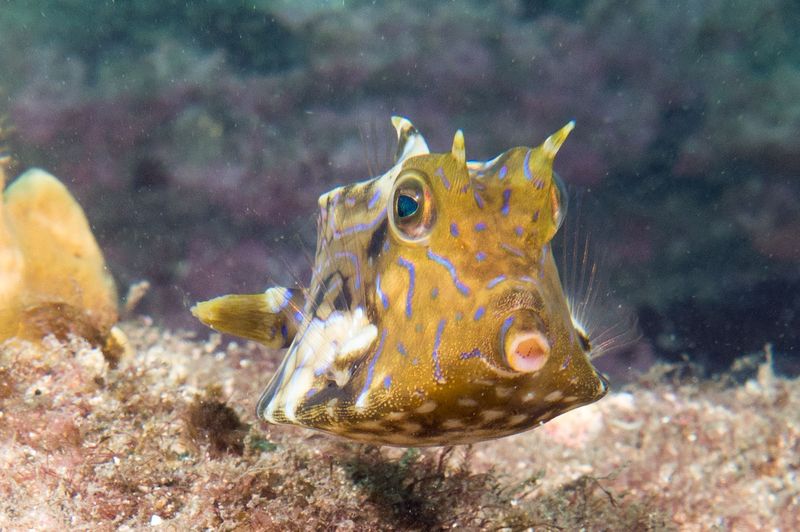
(256, 118, 608, 445)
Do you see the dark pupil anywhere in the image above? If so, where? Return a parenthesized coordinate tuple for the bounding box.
(397, 194, 419, 218)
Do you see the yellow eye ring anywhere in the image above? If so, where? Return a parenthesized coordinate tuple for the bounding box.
(388, 169, 436, 242)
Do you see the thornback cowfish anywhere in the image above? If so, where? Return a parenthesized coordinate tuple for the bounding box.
(192, 117, 608, 446)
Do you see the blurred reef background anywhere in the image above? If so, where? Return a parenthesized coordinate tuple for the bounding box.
(0, 0, 798, 378)
(1, 1, 800, 530)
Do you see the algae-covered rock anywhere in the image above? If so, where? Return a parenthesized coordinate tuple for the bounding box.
(0, 163, 120, 351)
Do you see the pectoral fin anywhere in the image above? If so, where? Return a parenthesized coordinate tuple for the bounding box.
(191, 287, 304, 348)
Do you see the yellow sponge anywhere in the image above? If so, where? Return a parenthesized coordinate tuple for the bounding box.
(0, 164, 120, 352)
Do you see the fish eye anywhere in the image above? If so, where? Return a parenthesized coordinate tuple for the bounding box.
(389, 169, 435, 242)
(396, 193, 419, 218)
(551, 171, 569, 233)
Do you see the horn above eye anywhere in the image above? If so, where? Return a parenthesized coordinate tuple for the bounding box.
(389, 169, 436, 242)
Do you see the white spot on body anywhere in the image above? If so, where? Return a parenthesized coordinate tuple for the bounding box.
(333, 367, 352, 388)
(481, 409, 507, 422)
(283, 366, 316, 422)
(415, 400, 437, 414)
(508, 414, 528, 426)
(458, 397, 479, 408)
(354, 397, 370, 411)
(263, 286, 291, 313)
(355, 420, 384, 431)
(340, 320, 378, 357)
(545, 390, 564, 403)
(400, 422, 422, 433)
(267, 308, 378, 422)
(325, 398, 339, 418)
(442, 418, 466, 429)
(495, 386, 513, 398)
(522, 391, 537, 402)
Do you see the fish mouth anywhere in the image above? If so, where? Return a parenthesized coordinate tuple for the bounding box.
(505, 330, 551, 373)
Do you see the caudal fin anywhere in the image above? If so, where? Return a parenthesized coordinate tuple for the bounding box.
(192, 288, 304, 348)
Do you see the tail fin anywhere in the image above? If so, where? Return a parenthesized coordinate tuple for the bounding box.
(192, 288, 305, 348)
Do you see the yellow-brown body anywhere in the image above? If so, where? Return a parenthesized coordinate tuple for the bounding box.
(194, 117, 608, 446)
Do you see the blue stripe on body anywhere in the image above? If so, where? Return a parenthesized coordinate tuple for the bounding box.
(334, 251, 362, 289)
(375, 273, 389, 309)
(432, 319, 446, 382)
(273, 289, 291, 311)
(500, 243, 525, 257)
(487, 275, 507, 288)
(473, 190, 485, 209)
(523, 150, 533, 181)
(426, 249, 471, 296)
(460, 348, 485, 360)
(334, 207, 387, 239)
(397, 257, 416, 318)
(436, 166, 451, 190)
(355, 328, 388, 408)
(367, 188, 381, 209)
(501, 189, 511, 216)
